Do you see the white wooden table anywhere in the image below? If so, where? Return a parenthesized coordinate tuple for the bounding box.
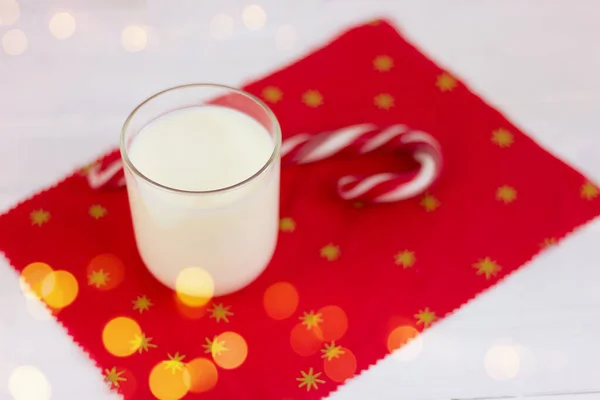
(1, 1, 600, 399)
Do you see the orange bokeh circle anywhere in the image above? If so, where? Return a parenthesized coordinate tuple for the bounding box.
(290, 323, 323, 357)
(174, 292, 208, 320)
(317, 305, 348, 342)
(87, 253, 125, 290)
(213, 332, 248, 370)
(41, 270, 79, 309)
(102, 317, 142, 357)
(20, 262, 53, 298)
(323, 348, 357, 383)
(106, 367, 137, 399)
(148, 361, 190, 400)
(387, 325, 419, 353)
(263, 281, 299, 320)
(186, 358, 218, 393)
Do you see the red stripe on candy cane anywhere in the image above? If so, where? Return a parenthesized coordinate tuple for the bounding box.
(87, 154, 125, 190)
(281, 124, 442, 203)
(87, 124, 442, 203)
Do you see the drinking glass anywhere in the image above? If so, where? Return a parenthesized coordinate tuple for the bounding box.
(120, 84, 281, 298)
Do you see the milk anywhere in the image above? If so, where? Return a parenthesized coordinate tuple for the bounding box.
(124, 105, 280, 297)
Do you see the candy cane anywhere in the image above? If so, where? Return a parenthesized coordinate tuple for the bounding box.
(280, 124, 442, 202)
(86, 124, 442, 203)
(86, 157, 126, 190)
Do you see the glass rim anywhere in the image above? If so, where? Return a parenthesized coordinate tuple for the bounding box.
(120, 83, 282, 195)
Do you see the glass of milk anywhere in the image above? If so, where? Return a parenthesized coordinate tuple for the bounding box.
(120, 84, 281, 297)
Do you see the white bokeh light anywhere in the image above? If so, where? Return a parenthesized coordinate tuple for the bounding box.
(275, 24, 296, 51)
(242, 5, 267, 31)
(121, 25, 147, 52)
(484, 345, 521, 381)
(0, 0, 20, 26)
(2, 29, 27, 55)
(25, 297, 52, 322)
(8, 365, 52, 400)
(49, 12, 76, 40)
(209, 13, 234, 40)
(513, 344, 537, 377)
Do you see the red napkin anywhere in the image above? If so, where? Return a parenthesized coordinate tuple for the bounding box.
(2, 19, 600, 400)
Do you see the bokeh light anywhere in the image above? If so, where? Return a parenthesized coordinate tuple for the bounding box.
(213, 332, 247, 370)
(105, 367, 137, 398)
(387, 325, 423, 362)
(484, 345, 521, 381)
(175, 267, 214, 308)
(290, 322, 323, 356)
(242, 5, 266, 31)
(102, 317, 142, 357)
(8, 365, 52, 400)
(174, 292, 209, 320)
(149, 361, 190, 400)
(513, 344, 537, 377)
(316, 305, 348, 342)
(186, 358, 218, 393)
(25, 297, 53, 321)
(20, 262, 53, 299)
(209, 14, 234, 40)
(121, 25, 147, 52)
(87, 253, 125, 291)
(0, 0, 20, 26)
(2, 29, 27, 56)
(263, 281, 298, 320)
(323, 347, 357, 383)
(41, 270, 78, 309)
(49, 12, 75, 39)
(387, 326, 419, 352)
(275, 24, 296, 51)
